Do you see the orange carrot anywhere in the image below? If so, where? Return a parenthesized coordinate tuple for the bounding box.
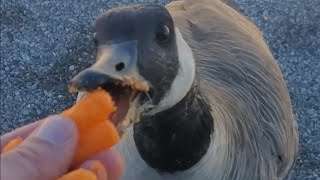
(72, 121, 119, 166)
(57, 161, 107, 180)
(89, 160, 108, 180)
(2, 88, 120, 168)
(61, 88, 120, 167)
(61, 88, 117, 133)
(1, 137, 23, 153)
(2, 88, 120, 180)
(57, 168, 97, 180)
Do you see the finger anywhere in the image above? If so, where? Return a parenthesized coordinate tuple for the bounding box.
(80, 160, 108, 180)
(85, 149, 124, 180)
(1, 119, 44, 149)
(1, 115, 78, 180)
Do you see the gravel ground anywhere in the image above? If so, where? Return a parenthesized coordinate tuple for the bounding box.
(1, 0, 319, 179)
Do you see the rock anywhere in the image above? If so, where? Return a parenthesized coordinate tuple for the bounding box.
(69, 65, 75, 71)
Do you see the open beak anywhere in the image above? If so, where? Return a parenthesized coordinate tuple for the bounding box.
(69, 41, 149, 92)
(68, 41, 150, 132)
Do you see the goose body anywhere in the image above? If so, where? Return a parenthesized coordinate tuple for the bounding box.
(71, 0, 299, 179)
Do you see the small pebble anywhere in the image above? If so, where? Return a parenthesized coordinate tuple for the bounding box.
(69, 65, 75, 71)
(263, 16, 269, 22)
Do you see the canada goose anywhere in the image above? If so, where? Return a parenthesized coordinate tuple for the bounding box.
(69, 0, 299, 179)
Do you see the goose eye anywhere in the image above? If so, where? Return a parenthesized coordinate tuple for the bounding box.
(155, 25, 170, 44)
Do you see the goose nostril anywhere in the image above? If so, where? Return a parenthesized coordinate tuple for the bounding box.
(115, 62, 125, 72)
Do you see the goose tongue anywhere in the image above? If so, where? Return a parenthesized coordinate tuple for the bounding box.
(106, 84, 133, 126)
(110, 93, 130, 126)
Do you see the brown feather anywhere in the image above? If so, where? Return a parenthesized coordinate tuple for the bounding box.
(166, 0, 299, 179)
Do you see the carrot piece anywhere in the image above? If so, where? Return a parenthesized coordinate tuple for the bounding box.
(72, 121, 119, 166)
(56, 161, 106, 180)
(2, 137, 23, 153)
(90, 161, 108, 180)
(57, 168, 97, 180)
(2, 88, 120, 169)
(61, 88, 120, 167)
(61, 88, 117, 133)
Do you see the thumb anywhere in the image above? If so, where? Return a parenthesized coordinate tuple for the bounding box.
(1, 115, 78, 180)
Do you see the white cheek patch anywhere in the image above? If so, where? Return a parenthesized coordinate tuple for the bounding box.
(145, 28, 195, 115)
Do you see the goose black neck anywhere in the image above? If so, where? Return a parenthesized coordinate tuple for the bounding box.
(133, 83, 214, 173)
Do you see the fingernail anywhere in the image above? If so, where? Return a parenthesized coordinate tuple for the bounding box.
(36, 116, 76, 145)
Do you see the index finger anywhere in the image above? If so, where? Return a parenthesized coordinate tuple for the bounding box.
(1, 119, 44, 149)
(79, 149, 124, 180)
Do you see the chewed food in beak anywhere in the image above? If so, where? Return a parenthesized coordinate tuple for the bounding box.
(69, 41, 150, 135)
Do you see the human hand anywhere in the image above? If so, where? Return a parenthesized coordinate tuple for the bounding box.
(1, 115, 123, 180)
